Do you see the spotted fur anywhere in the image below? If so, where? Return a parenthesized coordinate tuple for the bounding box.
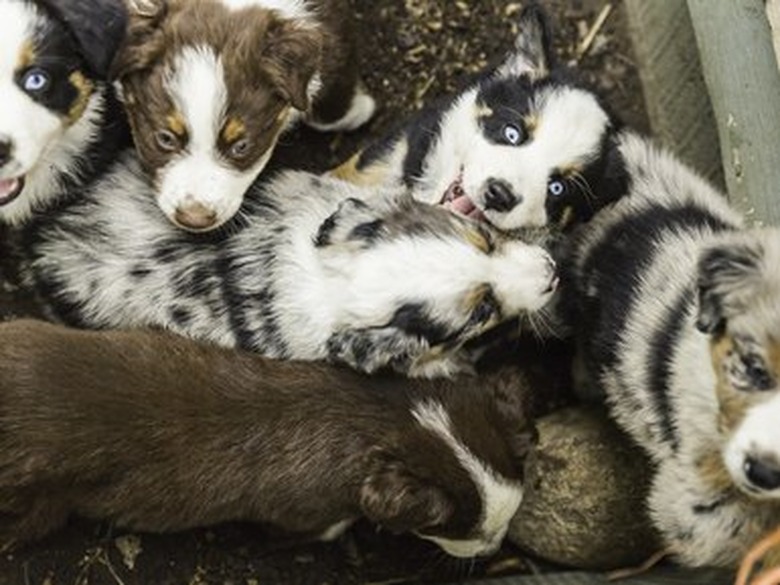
(20, 162, 556, 378)
(562, 131, 780, 567)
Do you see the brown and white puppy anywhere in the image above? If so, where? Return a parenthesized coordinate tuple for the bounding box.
(112, 0, 376, 232)
(0, 320, 535, 558)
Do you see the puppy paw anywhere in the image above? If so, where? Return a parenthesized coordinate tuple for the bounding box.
(326, 326, 429, 374)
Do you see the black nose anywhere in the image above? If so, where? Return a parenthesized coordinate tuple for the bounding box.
(745, 456, 780, 491)
(0, 136, 12, 168)
(483, 180, 520, 212)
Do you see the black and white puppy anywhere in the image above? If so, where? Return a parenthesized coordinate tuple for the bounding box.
(0, 0, 129, 224)
(22, 164, 556, 378)
(562, 132, 780, 567)
(0, 319, 536, 558)
(331, 5, 627, 233)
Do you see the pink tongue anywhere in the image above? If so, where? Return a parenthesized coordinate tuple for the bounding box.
(444, 194, 487, 222)
(448, 194, 476, 215)
(0, 179, 19, 201)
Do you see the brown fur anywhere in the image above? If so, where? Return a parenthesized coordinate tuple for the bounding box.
(711, 334, 780, 438)
(112, 0, 360, 177)
(65, 71, 94, 125)
(0, 320, 535, 550)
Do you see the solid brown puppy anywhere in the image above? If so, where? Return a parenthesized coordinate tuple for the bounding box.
(0, 320, 534, 558)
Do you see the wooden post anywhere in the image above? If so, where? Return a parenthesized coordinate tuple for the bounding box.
(623, 0, 724, 186)
(687, 0, 780, 225)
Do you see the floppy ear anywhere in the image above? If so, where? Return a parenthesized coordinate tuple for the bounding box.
(35, 0, 129, 78)
(360, 453, 453, 534)
(496, 3, 553, 79)
(696, 238, 764, 334)
(109, 0, 168, 81)
(259, 20, 323, 111)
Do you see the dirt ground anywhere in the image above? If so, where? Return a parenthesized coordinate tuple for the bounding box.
(0, 1, 648, 583)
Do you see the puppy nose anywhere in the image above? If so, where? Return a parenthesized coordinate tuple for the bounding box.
(174, 201, 218, 230)
(483, 180, 520, 212)
(0, 135, 13, 168)
(745, 456, 780, 491)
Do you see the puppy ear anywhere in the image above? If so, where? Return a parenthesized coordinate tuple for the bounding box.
(109, 0, 168, 81)
(360, 453, 453, 534)
(260, 20, 323, 111)
(35, 0, 129, 78)
(497, 3, 552, 79)
(696, 238, 764, 334)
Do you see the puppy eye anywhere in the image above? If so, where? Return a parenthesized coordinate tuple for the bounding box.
(22, 68, 50, 94)
(502, 123, 523, 146)
(548, 178, 567, 197)
(743, 354, 775, 391)
(155, 129, 179, 152)
(230, 138, 251, 159)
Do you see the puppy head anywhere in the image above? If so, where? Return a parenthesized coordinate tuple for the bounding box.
(113, 0, 323, 231)
(696, 229, 780, 499)
(360, 381, 535, 557)
(317, 193, 557, 371)
(436, 4, 625, 232)
(0, 0, 125, 222)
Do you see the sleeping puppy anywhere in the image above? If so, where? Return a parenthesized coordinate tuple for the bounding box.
(561, 132, 780, 567)
(22, 168, 557, 378)
(112, 0, 376, 232)
(0, 0, 129, 224)
(331, 4, 627, 234)
(0, 319, 536, 558)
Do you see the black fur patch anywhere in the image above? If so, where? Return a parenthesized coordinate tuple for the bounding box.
(389, 303, 449, 344)
(646, 289, 694, 451)
(572, 203, 736, 418)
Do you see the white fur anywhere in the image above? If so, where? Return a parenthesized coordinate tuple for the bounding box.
(221, 0, 313, 21)
(27, 163, 554, 377)
(307, 87, 377, 133)
(412, 400, 523, 558)
(414, 86, 609, 230)
(0, 0, 105, 225)
(158, 46, 272, 230)
(725, 389, 780, 499)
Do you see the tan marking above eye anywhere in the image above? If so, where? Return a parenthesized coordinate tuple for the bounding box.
(559, 164, 585, 178)
(475, 105, 493, 118)
(166, 113, 187, 138)
(523, 115, 538, 136)
(65, 71, 95, 126)
(16, 40, 36, 71)
(222, 117, 246, 143)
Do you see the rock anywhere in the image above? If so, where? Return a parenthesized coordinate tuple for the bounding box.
(508, 407, 661, 570)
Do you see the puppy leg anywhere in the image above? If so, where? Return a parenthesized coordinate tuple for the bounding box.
(327, 326, 429, 374)
(0, 494, 70, 550)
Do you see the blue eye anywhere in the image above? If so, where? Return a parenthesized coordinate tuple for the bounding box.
(22, 69, 50, 94)
(502, 123, 523, 145)
(548, 179, 566, 197)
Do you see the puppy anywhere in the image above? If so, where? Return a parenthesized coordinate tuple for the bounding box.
(22, 166, 556, 378)
(331, 4, 627, 233)
(0, 319, 536, 558)
(0, 0, 129, 225)
(561, 132, 780, 567)
(112, 0, 376, 232)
